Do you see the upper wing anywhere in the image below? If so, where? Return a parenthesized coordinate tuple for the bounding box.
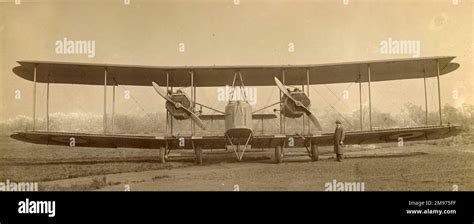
(13, 56, 459, 87)
(11, 125, 461, 150)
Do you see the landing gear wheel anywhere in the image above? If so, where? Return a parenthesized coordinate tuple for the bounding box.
(311, 144, 319, 161)
(195, 146, 203, 165)
(275, 145, 283, 164)
(159, 147, 166, 164)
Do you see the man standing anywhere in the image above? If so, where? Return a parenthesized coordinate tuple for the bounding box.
(334, 120, 345, 162)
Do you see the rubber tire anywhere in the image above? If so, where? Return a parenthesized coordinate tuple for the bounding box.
(159, 147, 166, 164)
(195, 146, 203, 165)
(311, 144, 319, 161)
(275, 145, 283, 164)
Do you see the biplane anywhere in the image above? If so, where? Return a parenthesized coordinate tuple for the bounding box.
(11, 56, 462, 164)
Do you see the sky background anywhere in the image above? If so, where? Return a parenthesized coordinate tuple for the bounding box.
(0, 0, 473, 125)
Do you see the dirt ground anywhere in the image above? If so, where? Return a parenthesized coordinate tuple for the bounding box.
(1, 135, 473, 191)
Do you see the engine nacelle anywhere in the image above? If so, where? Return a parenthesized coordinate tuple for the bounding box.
(165, 92, 192, 120)
(280, 91, 311, 118)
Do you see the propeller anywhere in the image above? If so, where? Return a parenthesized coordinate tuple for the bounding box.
(152, 82, 206, 130)
(274, 77, 323, 131)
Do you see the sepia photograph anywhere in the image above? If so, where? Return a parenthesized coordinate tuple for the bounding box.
(1, 0, 473, 195)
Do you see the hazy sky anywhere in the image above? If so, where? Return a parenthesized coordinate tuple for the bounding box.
(1, 0, 473, 122)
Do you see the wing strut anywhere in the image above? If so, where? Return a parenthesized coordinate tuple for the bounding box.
(230, 71, 248, 102)
(112, 83, 116, 133)
(46, 74, 51, 131)
(423, 67, 428, 125)
(358, 73, 363, 130)
(436, 59, 443, 126)
(368, 64, 373, 131)
(103, 67, 107, 133)
(306, 68, 311, 134)
(33, 64, 37, 131)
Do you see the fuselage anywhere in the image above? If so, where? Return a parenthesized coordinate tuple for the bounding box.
(225, 101, 253, 138)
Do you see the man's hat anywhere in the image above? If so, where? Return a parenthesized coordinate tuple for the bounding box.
(335, 120, 342, 124)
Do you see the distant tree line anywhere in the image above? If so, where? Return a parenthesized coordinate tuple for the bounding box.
(1, 103, 473, 134)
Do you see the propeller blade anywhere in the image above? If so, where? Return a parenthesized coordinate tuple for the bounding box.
(294, 102, 323, 131)
(306, 112, 323, 131)
(274, 77, 297, 102)
(152, 82, 176, 104)
(152, 81, 206, 130)
(184, 108, 206, 130)
(274, 77, 323, 131)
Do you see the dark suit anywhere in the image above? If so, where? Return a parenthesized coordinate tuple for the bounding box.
(334, 126, 345, 160)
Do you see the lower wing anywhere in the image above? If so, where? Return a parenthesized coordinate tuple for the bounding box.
(10, 125, 462, 149)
